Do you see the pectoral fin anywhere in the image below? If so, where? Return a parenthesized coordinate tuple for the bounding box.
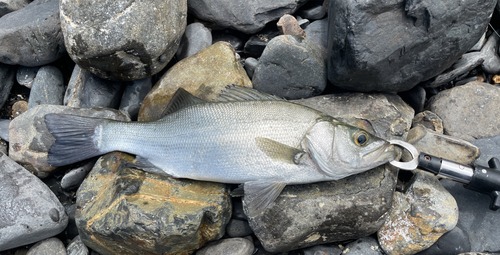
(255, 137, 305, 164)
(241, 180, 287, 216)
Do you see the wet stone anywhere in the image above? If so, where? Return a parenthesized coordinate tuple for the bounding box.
(0, 153, 68, 251)
(27, 66, 64, 109)
(119, 78, 152, 121)
(26, 238, 67, 255)
(0, 63, 15, 109)
(66, 235, 89, 255)
(226, 219, 253, 238)
(195, 238, 254, 255)
(343, 236, 384, 255)
(76, 152, 231, 255)
(16, 66, 40, 89)
(252, 35, 326, 99)
(0, 0, 66, 66)
(176, 22, 212, 61)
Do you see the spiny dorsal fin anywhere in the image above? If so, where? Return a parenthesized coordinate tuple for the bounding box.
(216, 85, 285, 102)
(161, 88, 205, 117)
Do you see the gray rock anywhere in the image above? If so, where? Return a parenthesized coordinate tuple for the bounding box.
(412, 110, 444, 133)
(416, 226, 471, 255)
(176, 22, 212, 60)
(232, 198, 247, 221)
(470, 32, 487, 52)
(244, 57, 258, 79)
(27, 66, 64, 109)
(406, 126, 480, 165)
(26, 238, 67, 255)
(66, 236, 89, 255)
(472, 135, 500, 165)
(243, 28, 280, 57)
(196, 238, 254, 255)
(60, 160, 96, 190)
(293, 93, 414, 141)
(0, 119, 10, 142)
(64, 65, 125, 109)
(119, 78, 152, 120)
(302, 244, 342, 255)
(61, 0, 187, 81)
(212, 33, 244, 52)
(297, 1, 327, 20)
(378, 171, 458, 255)
(16, 66, 40, 89)
(226, 219, 253, 238)
(8, 105, 130, 178)
(253, 35, 326, 99)
(427, 82, 500, 141)
(188, 0, 308, 34)
(0, 0, 31, 17)
(0, 153, 68, 251)
(423, 52, 485, 88)
(304, 18, 328, 59)
(0, 63, 16, 109)
(327, 0, 496, 92)
(343, 236, 384, 255)
(399, 85, 426, 113)
(0, 0, 65, 66)
(479, 33, 500, 74)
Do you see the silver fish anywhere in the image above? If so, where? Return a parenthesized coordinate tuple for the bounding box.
(45, 86, 397, 215)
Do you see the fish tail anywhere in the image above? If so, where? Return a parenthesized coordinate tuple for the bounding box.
(45, 113, 107, 166)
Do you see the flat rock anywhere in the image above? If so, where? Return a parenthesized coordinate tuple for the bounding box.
(176, 22, 212, 60)
(27, 66, 64, 109)
(76, 152, 231, 255)
(8, 105, 130, 178)
(0, 63, 16, 109)
(378, 171, 458, 255)
(0, 0, 65, 66)
(327, 0, 496, 92)
(427, 82, 500, 141)
(0, 153, 68, 251)
(195, 238, 254, 255)
(60, 0, 187, 80)
(138, 41, 252, 122)
(188, 0, 308, 34)
(252, 35, 326, 99)
(26, 238, 67, 255)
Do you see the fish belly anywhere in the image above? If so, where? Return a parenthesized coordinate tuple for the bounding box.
(100, 101, 332, 184)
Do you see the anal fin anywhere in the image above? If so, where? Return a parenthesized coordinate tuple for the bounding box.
(126, 156, 173, 177)
(242, 180, 287, 216)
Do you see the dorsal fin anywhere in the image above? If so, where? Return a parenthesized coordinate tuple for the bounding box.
(161, 88, 205, 117)
(216, 85, 285, 102)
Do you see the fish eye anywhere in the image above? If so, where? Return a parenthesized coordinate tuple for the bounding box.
(353, 131, 369, 146)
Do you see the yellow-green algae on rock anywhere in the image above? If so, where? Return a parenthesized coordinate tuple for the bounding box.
(138, 41, 252, 122)
(75, 152, 231, 255)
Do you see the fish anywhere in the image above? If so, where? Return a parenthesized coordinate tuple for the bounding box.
(44, 86, 397, 215)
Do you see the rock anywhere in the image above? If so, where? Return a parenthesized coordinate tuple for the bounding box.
(416, 226, 471, 255)
(76, 152, 231, 255)
(66, 235, 89, 255)
(343, 236, 384, 255)
(119, 78, 152, 120)
(26, 238, 67, 255)
(406, 126, 480, 165)
(246, 164, 398, 252)
(195, 238, 254, 255)
(226, 219, 253, 238)
(412, 110, 443, 133)
(302, 244, 342, 255)
(0, 153, 68, 251)
(188, 0, 308, 34)
(16, 66, 40, 89)
(427, 82, 500, 141)
(470, 31, 487, 52)
(11, 100, 28, 118)
(252, 35, 326, 99)
(378, 171, 458, 255)
(0, 119, 9, 142)
(422, 52, 485, 88)
(8, 105, 130, 178)
(60, 160, 96, 190)
(212, 32, 245, 53)
(60, 0, 187, 81)
(0, 139, 7, 154)
(0, 0, 31, 17)
(232, 198, 247, 221)
(293, 93, 414, 141)
(479, 33, 500, 74)
(244, 57, 258, 79)
(472, 135, 500, 165)
(327, 0, 496, 92)
(64, 65, 125, 109)
(277, 15, 306, 37)
(0, 63, 16, 109)
(27, 66, 64, 109)
(138, 42, 252, 122)
(176, 22, 212, 60)
(243, 28, 280, 57)
(297, 0, 327, 20)
(303, 18, 328, 59)
(0, 0, 65, 66)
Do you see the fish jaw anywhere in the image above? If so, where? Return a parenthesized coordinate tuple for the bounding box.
(360, 141, 398, 169)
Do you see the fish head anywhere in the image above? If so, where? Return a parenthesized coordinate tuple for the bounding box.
(305, 119, 397, 179)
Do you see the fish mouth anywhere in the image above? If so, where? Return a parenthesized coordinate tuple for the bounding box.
(361, 142, 398, 166)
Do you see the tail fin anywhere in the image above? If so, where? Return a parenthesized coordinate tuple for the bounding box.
(45, 113, 106, 166)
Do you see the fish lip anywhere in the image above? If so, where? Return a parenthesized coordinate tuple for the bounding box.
(361, 142, 397, 165)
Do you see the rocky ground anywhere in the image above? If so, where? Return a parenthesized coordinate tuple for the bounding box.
(1, 0, 500, 254)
